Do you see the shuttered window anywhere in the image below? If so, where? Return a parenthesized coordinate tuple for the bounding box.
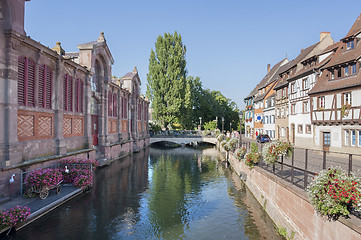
(18, 57, 36, 106)
(63, 75, 73, 111)
(122, 97, 128, 119)
(108, 90, 113, 116)
(74, 78, 83, 113)
(113, 93, 117, 117)
(38, 64, 52, 109)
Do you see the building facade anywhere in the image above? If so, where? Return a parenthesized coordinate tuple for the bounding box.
(0, 0, 149, 196)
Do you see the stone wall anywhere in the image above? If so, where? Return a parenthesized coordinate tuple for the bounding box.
(218, 144, 361, 240)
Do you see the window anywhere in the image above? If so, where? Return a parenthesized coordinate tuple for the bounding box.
(306, 125, 311, 134)
(291, 82, 296, 93)
(281, 127, 285, 137)
(345, 130, 350, 146)
(303, 101, 309, 113)
(318, 96, 325, 109)
(113, 93, 118, 117)
(343, 92, 352, 105)
(38, 65, 52, 109)
(63, 75, 73, 111)
(302, 78, 309, 90)
(331, 71, 334, 80)
(291, 104, 296, 115)
(75, 79, 83, 113)
(351, 130, 356, 146)
(122, 97, 128, 119)
(359, 131, 361, 147)
(346, 40, 355, 50)
(298, 124, 303, 133)
(351, 64, 357, 75)
(345, 66, 349, 76)
(108, 90, 113, 116)
(18, 57, 36, 106)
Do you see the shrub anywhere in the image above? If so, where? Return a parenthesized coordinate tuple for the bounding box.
(0, 205, 31, 229)
(262, 141, 293, 165)
(307, 167, 361, 220)
(234, 147, 247, 160)
(24, 168, 62, 188)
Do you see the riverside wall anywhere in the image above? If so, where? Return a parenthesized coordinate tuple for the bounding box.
(218, 144, 361, 240)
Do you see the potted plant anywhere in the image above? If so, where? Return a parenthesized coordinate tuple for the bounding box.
(0, 205, 31, 233)
(307, 167, 361, 220)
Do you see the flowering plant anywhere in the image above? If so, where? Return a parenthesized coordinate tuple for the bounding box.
(217, 133, 226, 142)
(0, 205, 31, 230)
(244, 143, 260, 169)
(58, 159, 97, 188)
(24, 168, 62, 188)
(307, 167, 361, 220)
(262, 141, 293, 165)
(73, 169, 93, 189)
(234, 147, 247, 160)
(220, 139, 228, 148)
(225, 138, 238, 152)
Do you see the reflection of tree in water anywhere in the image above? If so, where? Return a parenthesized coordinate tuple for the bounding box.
(147, 149, 220, 239)
(225, 170, 282, 240)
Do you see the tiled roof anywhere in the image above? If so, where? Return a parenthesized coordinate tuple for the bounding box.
(322, 41, 361, 69)
(257, 58, 288, 89)
(254, 92, 266, 102)
(341, 14, 361, 41)
(244, 85, 259, 100)
(122, 72, 137, 79)
(274, 43, 319, 90)
(308, 74, 361, 95)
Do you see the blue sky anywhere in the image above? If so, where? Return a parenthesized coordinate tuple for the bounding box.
(25, 0, 361, 109)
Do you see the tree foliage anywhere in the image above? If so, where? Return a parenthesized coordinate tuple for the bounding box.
(147, 32, 240, 131)
(147, 32, 188, 129)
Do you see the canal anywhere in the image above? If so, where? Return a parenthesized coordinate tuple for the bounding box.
(10, 146, 282, 240)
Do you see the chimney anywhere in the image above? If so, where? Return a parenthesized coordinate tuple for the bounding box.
(52, 42, 65, 56)
(320, 32, 331, 41)
(267, 64, 270, 73)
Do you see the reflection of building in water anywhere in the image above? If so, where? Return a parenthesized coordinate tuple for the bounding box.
(0, 0, 149, 197)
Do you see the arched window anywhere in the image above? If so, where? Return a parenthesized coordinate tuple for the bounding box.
(18, 56, 36, 106)
(38, 64, 52, 109)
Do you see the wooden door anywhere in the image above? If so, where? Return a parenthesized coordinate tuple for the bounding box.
(91, 114, 98, 146)
(323, 132, 330, 151)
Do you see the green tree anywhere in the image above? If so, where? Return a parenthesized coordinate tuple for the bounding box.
(147, 32, 188, 129)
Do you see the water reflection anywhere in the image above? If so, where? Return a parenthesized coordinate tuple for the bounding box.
(10, 147, 281, 240)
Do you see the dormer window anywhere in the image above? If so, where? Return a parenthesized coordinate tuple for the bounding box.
(345, 66, 349, 76)
(331, 71, 334, 80)
(346, 40, 355, 50)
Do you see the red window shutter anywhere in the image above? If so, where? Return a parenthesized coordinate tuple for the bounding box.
(68, 76, 73, 112)
(38, 65, 45, 108)
(45, 66, 52, 109)
(108, 90, 112, 116)
(75, 79, 79, 112)
(27, 59, 36, 107)
(79, 80, 83, 113)
(113, 93, 117, 117)
(18, 57, 26, 105)
(63, 75, 68, 111)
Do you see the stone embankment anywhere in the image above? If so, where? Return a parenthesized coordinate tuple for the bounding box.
(217, 144, 361, 240)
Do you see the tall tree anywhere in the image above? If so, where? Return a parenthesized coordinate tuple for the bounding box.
(147, 32, 188, 129)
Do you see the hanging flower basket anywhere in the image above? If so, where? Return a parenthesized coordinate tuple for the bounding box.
(307, 167, 361, 220)
(262, 141, 293, 165)
(234, 147, 247, 160)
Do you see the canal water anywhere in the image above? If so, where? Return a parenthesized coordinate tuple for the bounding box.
(10, 147, 281, 240)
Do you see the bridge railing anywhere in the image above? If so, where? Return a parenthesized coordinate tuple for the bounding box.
(150, 130, 217, 138)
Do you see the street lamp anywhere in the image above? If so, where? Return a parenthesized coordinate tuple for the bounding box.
(199, 117, 202, 130)
(222, 117, 224, 133)
(239, 111, 243, 147)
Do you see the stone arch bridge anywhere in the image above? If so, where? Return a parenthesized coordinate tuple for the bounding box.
(150, 136, 217, 146)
